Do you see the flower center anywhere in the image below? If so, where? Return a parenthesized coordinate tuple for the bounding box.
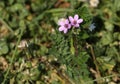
(73, 20, 77, 24)
(64, 24, 68, 28)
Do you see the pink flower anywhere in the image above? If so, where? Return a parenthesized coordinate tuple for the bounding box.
(69, 14, 83, 27)
(58, 18, 71, 34)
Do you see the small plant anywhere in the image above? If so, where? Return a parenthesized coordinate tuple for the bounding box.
(0, 0, 120, 84)
(49, 6, 94, 83)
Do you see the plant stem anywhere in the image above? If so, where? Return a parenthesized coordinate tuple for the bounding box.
(70, 37, 75, 55)
(2, 27, 24, 84)
(0, 18, 14, 34)
(90, 45, 100, 74)
(86, 74, 120, 84)
(88, 44, 101, 83)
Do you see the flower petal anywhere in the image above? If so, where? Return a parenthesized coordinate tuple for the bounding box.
(77, 19, 83, 23)
(58, 21, 64, 26)
(58, 18, 66, 26)
(74, 14, 79, 20)
(68, 24, 71, 29)
(74, 24, 79, 27)
(89, 23, 96, 31)
(63, 29, 68, 34)
(59, 26, 64, 31)
(69, 16, 74, 22)
(65, 19, 69, 24)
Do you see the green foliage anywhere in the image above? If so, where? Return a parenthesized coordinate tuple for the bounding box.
(50, 32, 91, 83)
(0, 0, 120, 84)
(49, 6, 93, 83)
(75, 6, 93, 28)
(100, 31, 113, 46)
(0, 39, 9, 55)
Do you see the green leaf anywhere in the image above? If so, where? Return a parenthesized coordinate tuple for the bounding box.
(104, 21, 114, 31)
(97, 57, 115, 71)
(9, 0, 14, 5)
(114, 0, 120, 11)
(100, 32, 113, 45)
(80, 31, 89, 39)
(75, 6, 93, 28)
(30, 68, 41, 81)
(0, 40, 9, 55)
(113, 32, 119, 40)
(118, 34, 120, 40)
(106, 47, 118, 57)
(10, 3, 23, 12)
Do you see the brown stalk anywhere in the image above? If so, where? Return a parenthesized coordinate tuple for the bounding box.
(87, 43, 102, 83)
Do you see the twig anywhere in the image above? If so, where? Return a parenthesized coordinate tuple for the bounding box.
(87, 43, 101, 83)
(90, 45, 101, 77)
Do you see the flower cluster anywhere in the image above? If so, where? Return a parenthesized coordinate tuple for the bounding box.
(58, 14, 83, 34)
